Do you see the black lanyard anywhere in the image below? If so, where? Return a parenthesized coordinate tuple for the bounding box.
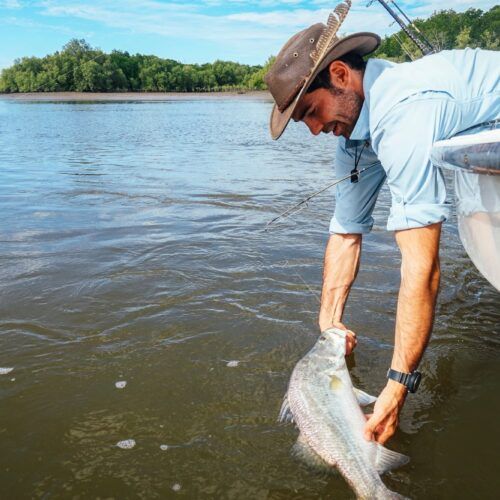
(351, 140, 370, 183)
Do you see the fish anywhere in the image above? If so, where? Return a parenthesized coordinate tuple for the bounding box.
(279, 327, 409, 499)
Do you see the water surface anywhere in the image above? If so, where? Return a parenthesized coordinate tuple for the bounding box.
(0, 98, 498, 499)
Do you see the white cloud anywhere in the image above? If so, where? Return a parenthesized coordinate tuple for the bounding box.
(13, 0, 496, 64)
(227, 8, 331, 27)
(2, 14, 90, 35)
(0, 0, 23, 8)
(37, 0, 394, 41)
(38, 0, 301, 42)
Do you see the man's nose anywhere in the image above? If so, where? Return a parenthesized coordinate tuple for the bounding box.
(304, 118, 322, 136)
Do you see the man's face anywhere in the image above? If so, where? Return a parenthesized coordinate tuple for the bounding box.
(292, 85, 363, 139)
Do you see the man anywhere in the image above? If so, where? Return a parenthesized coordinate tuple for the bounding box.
(264, 1, 499, 444)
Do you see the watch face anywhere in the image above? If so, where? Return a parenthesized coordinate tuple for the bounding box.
(409, 372, 422, 393)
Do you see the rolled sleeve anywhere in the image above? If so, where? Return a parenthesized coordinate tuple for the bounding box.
(371, 96, 455, 231)
(330, 138, 386, 234)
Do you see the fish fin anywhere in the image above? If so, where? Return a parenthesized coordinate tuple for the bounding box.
(292, 434, 334, 473)
(375, 444, 410, 475)
(353, 387, 377, 406)
(278, 393, 294, 424)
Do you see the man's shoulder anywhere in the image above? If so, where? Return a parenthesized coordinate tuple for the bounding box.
(367, 52, 458, 129)
(368, 49, 499, 131)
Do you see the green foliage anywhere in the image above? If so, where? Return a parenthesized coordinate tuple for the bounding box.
(0, 38, 266, 93)
(1, 5, 497, 93)
(244, 56, 276, 90)
(374, 6, 499, 62)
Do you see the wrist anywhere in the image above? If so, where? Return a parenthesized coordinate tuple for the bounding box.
(318, 313, 342, 331)
(386, 379, 408, 400)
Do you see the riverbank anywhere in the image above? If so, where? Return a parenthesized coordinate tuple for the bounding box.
(0, 91, 272, 102)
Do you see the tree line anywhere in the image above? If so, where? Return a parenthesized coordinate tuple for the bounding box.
(374, 6, 499, 60)
(0, 6, 497, 93)
(0, 38, 275, 93)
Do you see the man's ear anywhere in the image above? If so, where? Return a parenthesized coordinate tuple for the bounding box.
(328, 61, 349, 90)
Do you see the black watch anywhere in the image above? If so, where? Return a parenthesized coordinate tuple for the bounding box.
(387, 368, 422, 393)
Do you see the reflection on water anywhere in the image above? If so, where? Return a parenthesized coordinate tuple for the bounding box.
(0, 99, 498, 499)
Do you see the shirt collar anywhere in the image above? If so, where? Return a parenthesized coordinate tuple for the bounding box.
(349, 58, 395, 141)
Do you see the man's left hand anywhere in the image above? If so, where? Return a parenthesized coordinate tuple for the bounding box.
(364, 380, 407, 444)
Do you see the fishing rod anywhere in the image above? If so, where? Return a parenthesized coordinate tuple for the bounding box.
(393, 32, 415, 61)
(389, 0, 435, 51)
(367, 0, 436, 56)
(264, 163, 378, 231)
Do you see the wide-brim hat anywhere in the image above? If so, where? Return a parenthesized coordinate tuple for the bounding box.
(264, 0, 380, 140)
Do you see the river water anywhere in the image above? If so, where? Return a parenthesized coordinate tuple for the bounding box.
(0, 98, 498, 499)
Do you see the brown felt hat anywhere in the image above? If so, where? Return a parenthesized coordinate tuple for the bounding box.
(264, 0, 380, 140)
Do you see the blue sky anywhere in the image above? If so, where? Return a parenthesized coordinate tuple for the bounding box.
(0, 0, 497, 69)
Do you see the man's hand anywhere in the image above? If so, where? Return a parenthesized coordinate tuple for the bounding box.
(364, 380, 407, 444)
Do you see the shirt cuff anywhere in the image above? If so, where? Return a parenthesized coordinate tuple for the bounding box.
(329, 215, 374, 234)
(387, 202, 451, 231)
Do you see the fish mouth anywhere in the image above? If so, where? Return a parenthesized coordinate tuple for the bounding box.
(323, 327, 347, 339)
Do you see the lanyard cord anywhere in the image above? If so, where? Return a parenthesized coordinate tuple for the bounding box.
(351, 140, 370, 183)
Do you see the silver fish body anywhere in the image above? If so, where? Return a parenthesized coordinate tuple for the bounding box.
(280, 328, 409, 499)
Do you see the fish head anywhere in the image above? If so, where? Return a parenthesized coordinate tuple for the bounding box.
(317, 327, 348, 365)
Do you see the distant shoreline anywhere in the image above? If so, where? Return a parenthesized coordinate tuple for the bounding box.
(0, 91, 272, 102)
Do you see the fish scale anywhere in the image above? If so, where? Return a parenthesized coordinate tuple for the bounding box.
(290, 365, 382, 496)
(281, 328, 409, 499)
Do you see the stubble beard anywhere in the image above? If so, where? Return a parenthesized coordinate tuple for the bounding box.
(328, 86, 363, 138)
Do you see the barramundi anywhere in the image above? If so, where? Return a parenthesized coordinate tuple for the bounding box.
(280, 327, 409, 499)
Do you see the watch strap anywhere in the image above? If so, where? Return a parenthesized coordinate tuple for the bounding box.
(387, 368, 409, 386)
(387, 368, 421, 393)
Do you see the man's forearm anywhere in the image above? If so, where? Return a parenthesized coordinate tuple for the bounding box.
(319, 233, 362, 332)
(364, 223, 442, 444)
(391, 224, 441, 373)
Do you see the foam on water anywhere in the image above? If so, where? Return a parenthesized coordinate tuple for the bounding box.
(116, 439, 136, 449)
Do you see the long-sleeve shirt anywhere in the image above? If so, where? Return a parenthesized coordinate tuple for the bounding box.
(330, 48, 500, 234)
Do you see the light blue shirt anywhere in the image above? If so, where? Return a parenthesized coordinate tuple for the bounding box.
(330, 48, 500, 234)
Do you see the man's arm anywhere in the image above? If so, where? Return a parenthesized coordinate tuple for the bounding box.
(319, 233, 362, 354)
(364, 222, 441, 444)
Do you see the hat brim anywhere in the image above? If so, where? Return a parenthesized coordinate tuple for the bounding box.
(270, 32, 380, 140)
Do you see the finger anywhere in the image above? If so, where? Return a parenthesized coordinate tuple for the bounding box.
(364, 413, 373, 421)
(376, 420, 397, 444)
(364, 428, 373, 441)
(376, 430, 390, 445)
(364, 418, 380, 441)
(345, 336, 357, 355)
(364, 410, 387, 439)
(347, 336, 356, 355)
